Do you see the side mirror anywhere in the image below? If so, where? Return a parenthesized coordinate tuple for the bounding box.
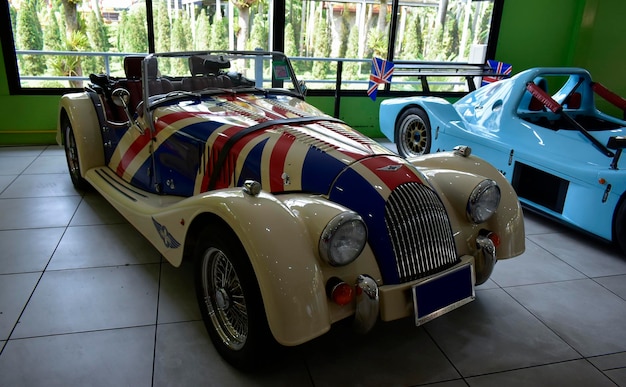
(608, 136, 625, 170)
(111, 87, 132, 122)
(111, 87, 143, 134)
(111, 88, 133, 124)
(607, 136, 626, 150)
(112, 88, 130, 108)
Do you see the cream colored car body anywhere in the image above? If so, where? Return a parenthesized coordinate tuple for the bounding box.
(57, 72, 524, 348)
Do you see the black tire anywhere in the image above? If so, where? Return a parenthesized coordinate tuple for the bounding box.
(194, 224, 276, 370)
(614, 199, 626, 255)
(62, 118, 90, 191)
(394, 107, 432, 158)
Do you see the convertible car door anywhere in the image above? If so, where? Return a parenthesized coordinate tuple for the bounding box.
(106, 113, 158, 193)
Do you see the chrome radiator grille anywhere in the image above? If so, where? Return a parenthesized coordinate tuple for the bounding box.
(385, 182, 459, 283)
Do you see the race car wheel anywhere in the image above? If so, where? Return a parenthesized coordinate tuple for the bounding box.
(194, 224, 276, 370)
(395, 107, 432, 157)
(614, 199, 626, 255)
(62, 118, 89, 191)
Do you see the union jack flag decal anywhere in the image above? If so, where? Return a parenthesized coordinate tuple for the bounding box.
(368, 57, 394, 101)
(481, 60, 512, 87)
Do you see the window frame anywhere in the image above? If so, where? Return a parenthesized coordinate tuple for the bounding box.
(0, 0, 503, 96)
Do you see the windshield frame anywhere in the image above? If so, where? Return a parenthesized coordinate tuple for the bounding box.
(141, 50, 304, 111)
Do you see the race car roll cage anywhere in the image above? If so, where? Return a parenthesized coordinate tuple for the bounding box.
(526, 81, 626, 170)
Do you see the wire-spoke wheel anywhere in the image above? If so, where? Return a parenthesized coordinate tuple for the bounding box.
(201, 246, 249, 351)
(395, 107, 432, 157)
(62, 118, 89, 190)
(194, 224, 276, 370)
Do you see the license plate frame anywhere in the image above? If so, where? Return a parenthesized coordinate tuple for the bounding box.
(412, 263, 475, 326)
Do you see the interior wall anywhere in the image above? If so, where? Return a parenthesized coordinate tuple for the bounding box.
(495, 0, 626, 117)
(0, 39, 61, 145)
(1, 0, 626, 145)
(573, 0, 626, 116)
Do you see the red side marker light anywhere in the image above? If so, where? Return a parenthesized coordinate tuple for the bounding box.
(487, 232, 501, 247)
(326, 277, 355, 306)
(332, 283, 354, 306)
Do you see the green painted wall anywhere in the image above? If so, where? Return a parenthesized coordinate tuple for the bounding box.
(495, 0, 626, 117)
(0, 38, 60, 145)
(307, 96, 385, 137)
(2, 0, 626, 145)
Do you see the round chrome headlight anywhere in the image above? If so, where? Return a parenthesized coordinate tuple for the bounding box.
(319, 212, 367, 266)
(467, 179, 501, 223)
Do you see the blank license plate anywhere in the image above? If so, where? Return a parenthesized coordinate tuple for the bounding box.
(412, 263, 475, 326)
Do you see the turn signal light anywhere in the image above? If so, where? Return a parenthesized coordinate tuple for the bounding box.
(487, 231, 500, 247)
(480, 229, 500, 247)
(325, 277, 355, 306)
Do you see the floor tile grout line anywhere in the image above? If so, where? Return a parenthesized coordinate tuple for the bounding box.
(0, 175, 19, 196)
(5, 324, 167, 342)
(524, 235, 592, 280)
(151, 257, 164, 387)
(0, 154, 85, 356)
(460, 358, 616, 382)
(589, 276, 626, 303)
(498, 285, 589, 362)
(421, 325, 466, 382)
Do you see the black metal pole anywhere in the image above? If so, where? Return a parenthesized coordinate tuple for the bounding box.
(385, 0, 400, 93)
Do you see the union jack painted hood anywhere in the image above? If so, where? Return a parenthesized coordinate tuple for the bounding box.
(112, 92, 428, 284)
(142, 93, 421, 195)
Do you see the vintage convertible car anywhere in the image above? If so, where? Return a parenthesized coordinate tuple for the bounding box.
(380, 67, 626, 254)
(58, 51, 524, 369)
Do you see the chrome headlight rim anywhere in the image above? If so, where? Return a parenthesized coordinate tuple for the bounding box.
(319, 212, 367, 266)
(467, 179, 501, 224)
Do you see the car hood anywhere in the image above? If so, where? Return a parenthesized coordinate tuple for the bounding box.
(151, 93, 395, 195)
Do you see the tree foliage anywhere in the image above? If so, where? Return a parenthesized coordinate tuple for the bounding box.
(211, 18, 229, 50)
(84, 10, 110, 73)
(8, 0, 496, 87)
(170, 11, 190, 74)
(312, 12, 331, 79)
(16, 0, 45, 75)
(118, 7, 148, 53)
(195, 9, 212, 50)
(248, 13, 268, 51)
(367, 28, 387, 59)
(344, 25, 360, 79)
(154, 0, 171, 53)
(401, 13, 422, 60)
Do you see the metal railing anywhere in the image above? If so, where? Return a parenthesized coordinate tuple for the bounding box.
(15, 50, 502, 117)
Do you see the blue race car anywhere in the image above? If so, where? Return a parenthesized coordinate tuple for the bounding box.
(380, 67, 626, 254)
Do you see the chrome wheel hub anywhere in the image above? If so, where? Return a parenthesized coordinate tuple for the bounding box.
(215, 288, 230, 310)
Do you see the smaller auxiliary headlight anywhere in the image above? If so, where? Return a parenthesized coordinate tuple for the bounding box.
(467, 179, 501, 224)
(319, 212, 367, 266)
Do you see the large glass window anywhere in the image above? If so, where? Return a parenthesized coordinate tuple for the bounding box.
(1, 0, 501, 93)
(284, 0, 500, 92)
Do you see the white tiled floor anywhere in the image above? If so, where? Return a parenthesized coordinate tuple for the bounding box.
(1, 144, 625, 386)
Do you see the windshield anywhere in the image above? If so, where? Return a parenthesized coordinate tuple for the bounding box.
(141, 51, 302, 104)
